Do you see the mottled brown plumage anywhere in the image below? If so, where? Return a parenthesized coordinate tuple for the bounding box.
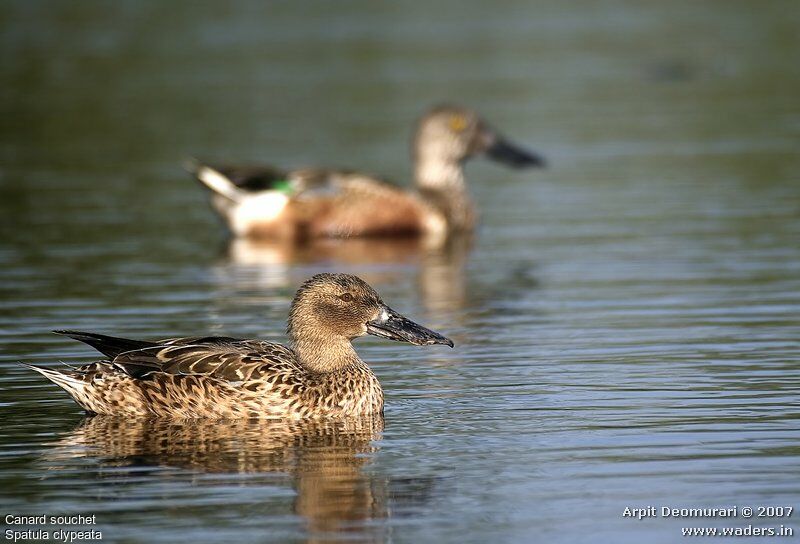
(27, 274, 453, 419)
(190, 104, 544, 240)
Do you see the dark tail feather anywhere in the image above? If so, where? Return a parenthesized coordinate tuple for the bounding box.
(53, 330, 156, 359)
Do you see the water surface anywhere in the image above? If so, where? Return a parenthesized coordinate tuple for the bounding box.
(1, 1, 799, 542)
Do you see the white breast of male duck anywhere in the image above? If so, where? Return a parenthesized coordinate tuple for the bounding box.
(225, 192, 291, 237)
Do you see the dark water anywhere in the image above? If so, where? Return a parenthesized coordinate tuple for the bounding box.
(1, 1, 799, 543)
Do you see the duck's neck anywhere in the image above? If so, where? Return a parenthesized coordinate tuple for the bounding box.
(414, 156, 474, 231)
(292, 334, 363, 374)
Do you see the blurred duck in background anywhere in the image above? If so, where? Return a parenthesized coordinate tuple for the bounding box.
(188, 104, 545, 242)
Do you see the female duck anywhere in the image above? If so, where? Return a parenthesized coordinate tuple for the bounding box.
(190, 104, 544, 240)
(27, 274, 453, 418)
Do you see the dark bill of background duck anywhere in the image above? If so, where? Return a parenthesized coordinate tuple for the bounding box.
(480, 127, 546, 168)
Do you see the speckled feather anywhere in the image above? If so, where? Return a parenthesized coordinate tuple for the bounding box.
(27, 274, 452, 419)
(24, 274, 453, 418)
(30, 336, 384, 418)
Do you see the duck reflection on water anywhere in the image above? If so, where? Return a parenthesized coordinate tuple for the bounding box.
(44, 415, 441, 539)
(215, 234, 473, 320)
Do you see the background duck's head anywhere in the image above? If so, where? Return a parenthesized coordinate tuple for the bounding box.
(288, 274, 453, 365)
(413, 104, 546, 170)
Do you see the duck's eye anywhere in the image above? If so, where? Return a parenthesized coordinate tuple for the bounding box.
(338, 293, 354, 302)
(448, 114, 468, 132)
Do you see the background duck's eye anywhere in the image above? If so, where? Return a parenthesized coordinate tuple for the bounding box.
(448, 114, 468, 132)
(338, 293, 354, 302)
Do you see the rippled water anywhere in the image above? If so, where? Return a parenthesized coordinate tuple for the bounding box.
(1, 1, 799, 543)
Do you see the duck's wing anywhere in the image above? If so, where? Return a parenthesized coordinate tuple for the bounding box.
(54, 330, 159, 359)
(188, 157, 406, 199)
(209, 165, 291, 192)
(54, 330, 243, 359)
(187, 159, 294, 201)
(291, 168, 403, 193)
(110, 338, 299, 382)
(54, 330, 297, 382)
(188, 159, 431, 237)
(291, 171, 432, 237)
(31, 333, 303, 417)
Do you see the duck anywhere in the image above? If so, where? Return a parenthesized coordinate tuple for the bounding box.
(189, 104, 544, 240)
(26, 273, 453, 418)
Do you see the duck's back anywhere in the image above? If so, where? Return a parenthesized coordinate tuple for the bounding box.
(292, 173, 437, 238)
(191, 161, 443, 239)
(32, 333, 383, 418)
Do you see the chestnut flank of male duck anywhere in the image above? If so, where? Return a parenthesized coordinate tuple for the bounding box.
(190, 104, 545, 240)
(26, 274, 453, 418)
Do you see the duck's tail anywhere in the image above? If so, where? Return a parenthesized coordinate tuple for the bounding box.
(23, 363, 90, 403)
(185, 158, 243, 203)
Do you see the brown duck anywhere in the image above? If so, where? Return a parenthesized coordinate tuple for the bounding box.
(189, 104, 544, 240)
(26, 273, 453, 418)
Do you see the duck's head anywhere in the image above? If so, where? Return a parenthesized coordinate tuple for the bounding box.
(414, 104, 545, 169)
(288, 273, 453, 350)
